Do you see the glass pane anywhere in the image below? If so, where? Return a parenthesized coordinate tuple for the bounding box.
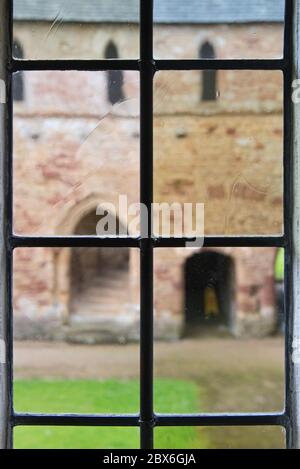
(154, 0, 284, 59)
(13, 71, 140, 236)
(154, 70, 283, 236)
(14, 248, 140, 413)
(155, 426, 285, 449)
(14, 427, 139, 449)
(13, 0, 139, 59)
(154, 248, 285, 413)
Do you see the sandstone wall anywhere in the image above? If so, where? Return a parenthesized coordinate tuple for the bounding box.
(12, 21, 284, 340)
(13, 22, 283, 60)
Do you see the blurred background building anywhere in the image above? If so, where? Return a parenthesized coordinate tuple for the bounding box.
(12, 0, 285, 343)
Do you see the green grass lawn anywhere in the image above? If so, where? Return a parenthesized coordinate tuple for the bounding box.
(14, 379, 209, 449)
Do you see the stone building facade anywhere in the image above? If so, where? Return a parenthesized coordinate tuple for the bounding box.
(12, 1, 285, 342)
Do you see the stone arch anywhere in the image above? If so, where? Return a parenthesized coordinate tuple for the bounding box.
(56, 193, 130, 236)
(154, 247, 236, 340)
(54, 195, 136, 321)
(69, 209, 130, 320)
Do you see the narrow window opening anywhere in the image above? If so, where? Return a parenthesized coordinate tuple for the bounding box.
(12, 40, 24, 101)
(200, 41, 217, 101)
(104, 41, 125, 105)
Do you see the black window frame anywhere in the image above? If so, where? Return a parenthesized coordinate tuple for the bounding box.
(1, 0, 296, 449)
(12, 39, 24, 102)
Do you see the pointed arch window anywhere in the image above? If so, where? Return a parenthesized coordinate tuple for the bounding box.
(12, 40, 24, 101)
(200, 41, 217, 101)
(105, 41, 125, 105)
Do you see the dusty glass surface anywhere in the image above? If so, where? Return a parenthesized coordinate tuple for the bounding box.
(154, 70, 283, 236)
(154, 0, 284, 59)
(155, 426, 285, 449)
(13, 247, 140, 414)
(13, 0, 139, 59)
(13, 71, 140, 236)
(154, 248, 285, 413)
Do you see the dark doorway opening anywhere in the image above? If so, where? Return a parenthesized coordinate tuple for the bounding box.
(185, 251, 234, 332)
(70, 210, 130, 318)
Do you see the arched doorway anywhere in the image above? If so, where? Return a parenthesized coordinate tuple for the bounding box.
(70, 210, 130, 318)
(185, 251, 234, 331)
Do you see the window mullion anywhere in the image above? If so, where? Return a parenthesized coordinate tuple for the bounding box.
(139, 0, 154, 450)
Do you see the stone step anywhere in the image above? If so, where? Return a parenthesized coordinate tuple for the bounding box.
(79, 295, 129, 305)
(93, 269, 128, 279)
(86, 281, 129, 291)
(82, 283, 128, 294)
(72, 294, 130, 305)
(94, 270, 128, 277)
(71, 269, 130, 317)
(83, 276, 128, 288)
(75, 287, 129, 301)
(72, 304, 129, 315)
(66, 315, 139, 345)
(73, 298, 129, 310)
(74, 292, 128, 303)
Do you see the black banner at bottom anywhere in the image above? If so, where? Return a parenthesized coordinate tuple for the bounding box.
(0, 449, 296, 465)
